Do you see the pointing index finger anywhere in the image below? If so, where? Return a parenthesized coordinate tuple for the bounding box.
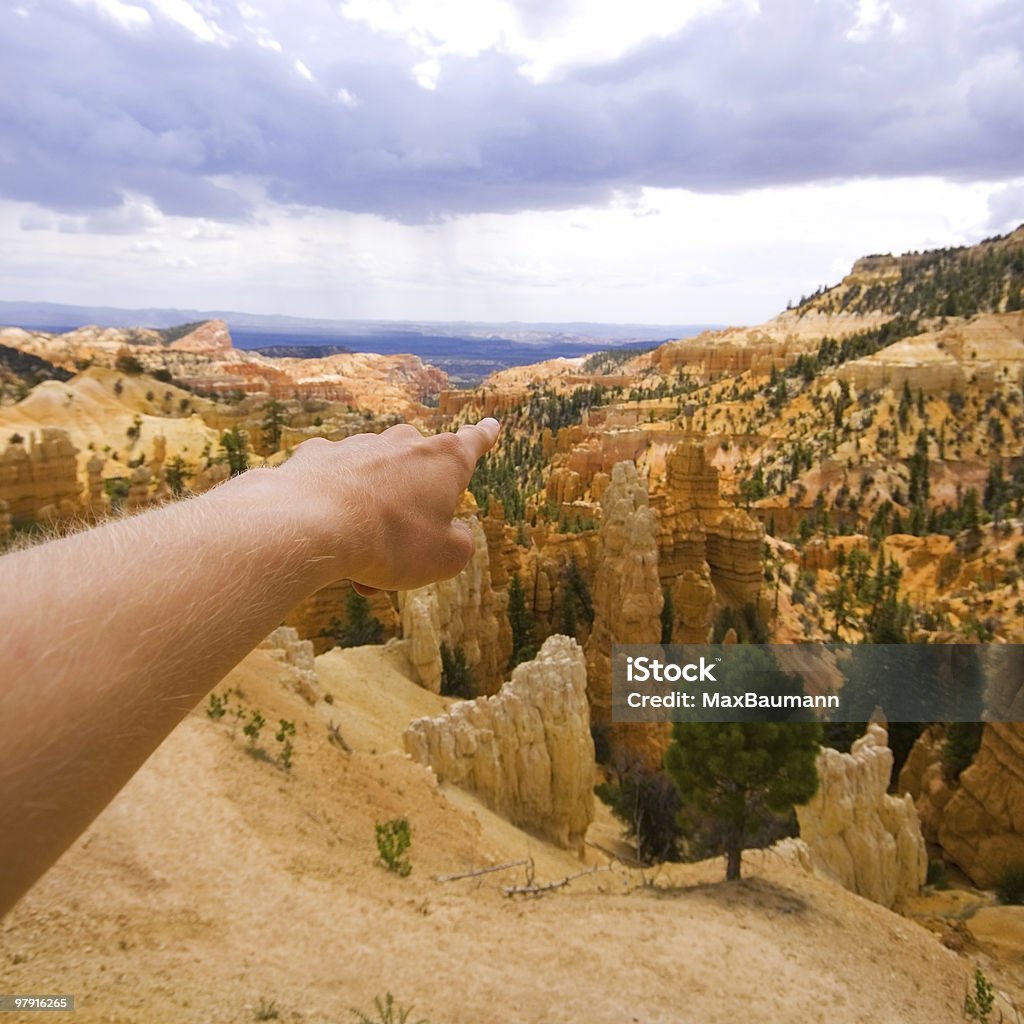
(455, 418, 500, 468)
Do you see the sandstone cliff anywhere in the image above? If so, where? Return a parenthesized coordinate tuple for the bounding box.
(938, 723, 1024, 888)
(654, 435, 765, 634)
(258, 626, 321, 705)
(0, 428, 82, 521)
(584, 461, 663, 724)
(797, 724, 927, 907)
(403, 634, 594, 849)
(398, 496, 511, 695)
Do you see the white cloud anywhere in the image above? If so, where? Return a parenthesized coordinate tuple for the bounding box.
(72, 0, 152, 30)
(847, 0, 907, 42)
(339, 0, 725, 83)
(294, 58, 314, 81)
(411, 56, 440, 89)
(183, 218, 234, 241)
(19, 210, 55, 231)
(147, 0, 227, 43)
(335, 87, 359, 107)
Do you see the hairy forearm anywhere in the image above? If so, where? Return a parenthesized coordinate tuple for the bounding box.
(0, 418, 499, 918)
(0, 469, 334, 916)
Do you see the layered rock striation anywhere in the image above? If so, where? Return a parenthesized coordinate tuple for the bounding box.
(938, 723, 1024, 888)
(653, 435, 765, 637)
(403, 635, 594, 849)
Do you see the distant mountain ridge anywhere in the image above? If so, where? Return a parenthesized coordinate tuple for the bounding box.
(0, 299, 714, 348)
(794, 224, 1024, 319)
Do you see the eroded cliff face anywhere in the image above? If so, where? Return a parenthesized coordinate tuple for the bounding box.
(258, 626, 322, 705)
(0, 428, 82, 521)
(398, 496, 511, 695)
(836, 313, 1024, 396)
(797, 724, 927, 908)
(584, 461, 663, 723)
(938, 724, 1024, 888)
(403, 634, 594, 849)
(655, 436, 766, 635)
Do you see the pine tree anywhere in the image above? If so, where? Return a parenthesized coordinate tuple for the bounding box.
(667, 726, 819, 878)
(664, 647, 821, 881)
(219, 425, 249, 476)
(507, 572, 537, 668)
(660, 586, 674, 644)
(334, 587, 384, 647)
(261, 399, 287, 452)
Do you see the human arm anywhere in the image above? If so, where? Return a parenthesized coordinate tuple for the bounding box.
(0, 419, 499, 917)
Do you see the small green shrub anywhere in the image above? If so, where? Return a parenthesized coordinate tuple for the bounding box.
(349, 992, 427, 1024)
(275, 720, 296, 770)
(243, 710, 265, 744)
(996, 865, 1024, 905)
(375, 818, 412, 877)
(206, 693, 227, 720)
(254, 996, 279, 1020)
(963, 967, 995, 1023)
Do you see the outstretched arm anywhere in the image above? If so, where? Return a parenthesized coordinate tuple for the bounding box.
(0, 419, 499, 917)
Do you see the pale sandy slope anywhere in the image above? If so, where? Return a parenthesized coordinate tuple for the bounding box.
(0, 645, 970, 1024)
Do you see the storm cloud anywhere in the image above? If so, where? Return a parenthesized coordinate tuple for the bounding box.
(2, 0, 1023, 224)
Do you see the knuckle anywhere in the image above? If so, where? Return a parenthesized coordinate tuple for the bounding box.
(434, 432, 471, 469)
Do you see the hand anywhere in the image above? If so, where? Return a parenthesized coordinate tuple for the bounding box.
(274, 418, 500, 593)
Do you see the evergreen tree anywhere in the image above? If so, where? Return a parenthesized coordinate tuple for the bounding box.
(660, 586, 674, 644)
(507, 572, 538, 668)
(665, 647, 821, 881)
(333, 587, 384, 647)
(560, 585, 578, 639)
(565, 556, 594, 626)
(666, 723, 820, 881)
(165, 455, 190, 497)
(219, 425, 249, 476)
(440, 643, 474, 699)
(261, 399, 287, 452)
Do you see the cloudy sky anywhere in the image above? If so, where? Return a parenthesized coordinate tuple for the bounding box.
(1, 0, 1022, 326)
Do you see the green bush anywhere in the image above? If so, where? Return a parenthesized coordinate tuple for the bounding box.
(275, 720, 296, 770)
(963, 967, 995, 1023)
(349, 993, 427, 1024)
(114, 352, 145, 376)
(440, 643, 474, 699)
(206, 693, 227, 719)
(375, 818, 412, 877)
(943, 722, 984, 783)
(595, 768, 682, 864)
(243, 710, 265, 744)
(996, 865, 1024, 905)
(254, 997, 279, 1020)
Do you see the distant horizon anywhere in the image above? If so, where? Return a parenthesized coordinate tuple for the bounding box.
(0, 298, 724, 338)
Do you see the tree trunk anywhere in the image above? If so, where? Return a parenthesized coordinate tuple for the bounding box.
(725, 828, 742, 881)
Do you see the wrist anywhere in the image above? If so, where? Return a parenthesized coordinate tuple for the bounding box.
(203, 468, 345, 595)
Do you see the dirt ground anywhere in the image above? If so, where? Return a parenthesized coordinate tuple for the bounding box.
(0, 646, 977, 1024)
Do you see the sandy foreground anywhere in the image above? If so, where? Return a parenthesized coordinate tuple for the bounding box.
(0, 646, 972, 1024)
